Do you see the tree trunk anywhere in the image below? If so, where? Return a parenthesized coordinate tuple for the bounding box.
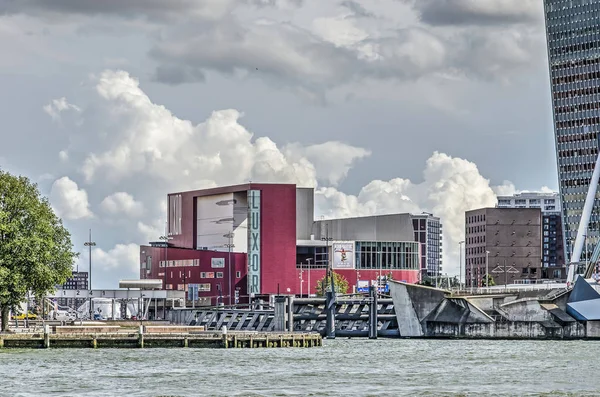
(1, 305, 8, 332)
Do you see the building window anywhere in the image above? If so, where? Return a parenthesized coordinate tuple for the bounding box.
(200, 272, 207, 278)
(216, 272, 224, 278)
(236, 271, 241, 278)
(199, 283, 211, 292)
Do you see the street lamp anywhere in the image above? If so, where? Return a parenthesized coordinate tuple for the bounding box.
(321, 223, 334, 292)
(159, 233, 173, 318)
(459, 241, 465, 291)
(84, 229, 96, 320)
(224, 232, 235, 306)
(299, 262, 303, 297)
(306, 258, 312, 297)
(485, 250, 490, 287)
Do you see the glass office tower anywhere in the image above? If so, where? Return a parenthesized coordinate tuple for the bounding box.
(543, 0, 600, 263)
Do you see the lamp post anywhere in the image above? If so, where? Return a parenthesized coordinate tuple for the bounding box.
(470, 259, 474, 294)
(159, 233, 173, 318)
(224, 232, 235, 306)
(306, 258, 312, 297)
(321, 223, 334, 292)
(485, 250, 490, 288)
(459, 241, 465, 291)
(299, 261, 303, 297)
(84, 229, 96, 320)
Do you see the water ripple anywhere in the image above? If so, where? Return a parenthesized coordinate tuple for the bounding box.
(1, 339, 598, 396)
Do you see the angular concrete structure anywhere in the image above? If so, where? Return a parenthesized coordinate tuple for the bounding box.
(389, 280, 589, 339)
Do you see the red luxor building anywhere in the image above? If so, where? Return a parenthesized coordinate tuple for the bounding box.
(140, 183, 420, 305)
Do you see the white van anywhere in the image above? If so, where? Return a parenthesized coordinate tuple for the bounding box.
(50, 310, 76, 322)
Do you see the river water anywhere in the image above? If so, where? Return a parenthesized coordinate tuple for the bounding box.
(0, 339, 596, 396)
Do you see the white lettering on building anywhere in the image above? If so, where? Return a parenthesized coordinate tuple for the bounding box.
(247, 190, 261, 295)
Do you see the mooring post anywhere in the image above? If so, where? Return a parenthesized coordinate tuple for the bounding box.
(325, 291, 336, 339)
(368, 285, 378, 339)
(274, 296, 286, 332)
(222, 325, 228, 348)
(138, 325, 144, 348)
(44, 324, 50, 348)
(287, 296, 294, 333)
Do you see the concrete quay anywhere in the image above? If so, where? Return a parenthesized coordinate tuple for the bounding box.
(0, 325, 322, 349)
(388, 279, 600, 339)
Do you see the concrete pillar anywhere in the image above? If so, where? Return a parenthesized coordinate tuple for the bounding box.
(43, 324, 50, 348)
(287, 296, 294, 332)
(0, 338, 4, 349)
(273, 296, 287, 332)
(369, 285, 378, 340)
(111, 299, 116, 320)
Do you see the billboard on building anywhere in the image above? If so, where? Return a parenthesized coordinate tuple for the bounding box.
(196, 193, 235, 251)
(211, 258, 225, 268)
(332, 242, 355, 269)
(247, 190, 261, 295)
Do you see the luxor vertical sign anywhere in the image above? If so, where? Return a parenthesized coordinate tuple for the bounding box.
(247, 190, 261, 295)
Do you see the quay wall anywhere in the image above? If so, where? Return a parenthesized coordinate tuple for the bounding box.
(425, 321, 588, 339)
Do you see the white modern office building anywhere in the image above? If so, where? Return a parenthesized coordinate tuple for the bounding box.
(497, 192, 561, 213)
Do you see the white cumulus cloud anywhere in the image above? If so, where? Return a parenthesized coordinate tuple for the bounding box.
(90, 243, 140, 278)
(315, 151, 518, 276)
(100, 192, 144, 217)
(74, 70, 367, 190)
(43, 97, 81, 122)
(49, 176, 93, 220)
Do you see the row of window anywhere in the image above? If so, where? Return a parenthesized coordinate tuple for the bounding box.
(556, 116, 600, 129)
(558, 147, 598, 157)
(159, 259, 200, 268)
(556, 101, 600, 115)
(562, 176, 595, 187)
(553, 85, 600, 100)
(551, 69, 600, 84)
(466, 214, 485, 224)
(560, 162, 596, 172)
(166, 283, 212, 292)
(167, 270, 242, 279)
(551, 54, 600, 73)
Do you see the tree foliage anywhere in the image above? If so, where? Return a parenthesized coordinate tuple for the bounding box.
(482, 274, 496, 287)
(315, 272, 349, 296)
(0, 171, 77, 331)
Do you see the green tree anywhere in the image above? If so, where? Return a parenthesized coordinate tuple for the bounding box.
(0, 171, 77, 331)
(482, 274, 496, 287)
(315, 272, 349, 296)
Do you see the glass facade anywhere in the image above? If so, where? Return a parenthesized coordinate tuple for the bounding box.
(426, 218, 442, 276)
(412, 216, 443, 277)
(355, 241, 420, 270)
(544, 0, 600, 262)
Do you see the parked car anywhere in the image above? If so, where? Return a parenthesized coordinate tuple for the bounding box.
(12, 313, 37, 320)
